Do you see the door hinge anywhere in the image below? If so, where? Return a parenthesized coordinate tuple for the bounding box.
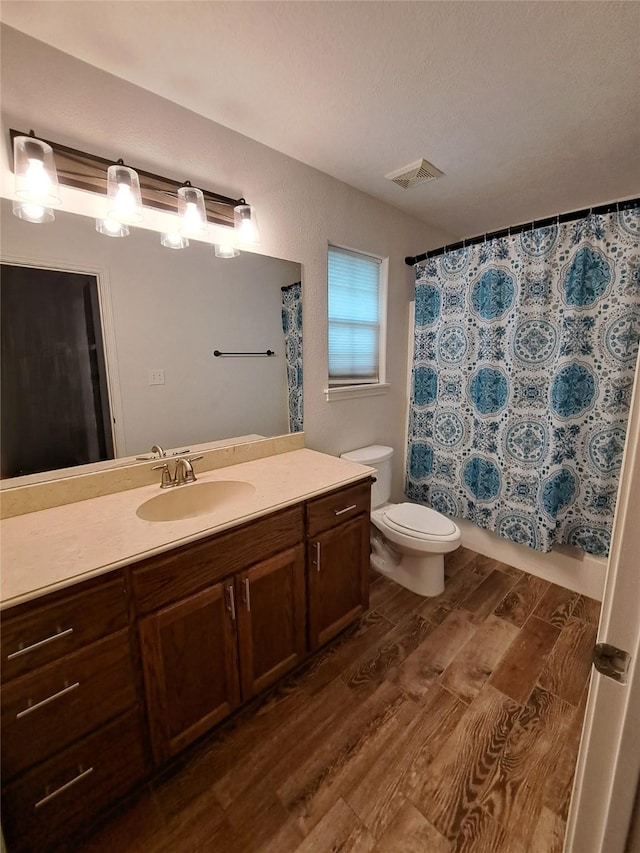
(593, 643, 631, 684)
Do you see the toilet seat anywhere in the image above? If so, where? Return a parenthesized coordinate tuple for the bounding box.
(382, 502, 457, 540)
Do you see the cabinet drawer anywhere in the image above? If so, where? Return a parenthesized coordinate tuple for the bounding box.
(1, 709, 145, 853)
(1, 574, 127, 683)
(306, 480, 371, 537)
(2, 630, 137, 780)
(132, 505, 304, 614)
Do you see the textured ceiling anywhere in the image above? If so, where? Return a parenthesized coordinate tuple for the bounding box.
(1, 0, 639, 238)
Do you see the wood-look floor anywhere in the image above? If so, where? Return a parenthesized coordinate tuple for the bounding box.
(80, 548, 600, 853)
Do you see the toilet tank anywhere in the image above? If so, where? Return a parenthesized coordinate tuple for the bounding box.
(340, 445, 393, 509)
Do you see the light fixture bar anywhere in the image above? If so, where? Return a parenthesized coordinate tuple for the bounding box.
(9, 129, 247, 229)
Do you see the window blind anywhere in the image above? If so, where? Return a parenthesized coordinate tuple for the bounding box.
(328, 246, 381, 384)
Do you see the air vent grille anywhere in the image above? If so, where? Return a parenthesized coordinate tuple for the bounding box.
(385, 158, 443, 189)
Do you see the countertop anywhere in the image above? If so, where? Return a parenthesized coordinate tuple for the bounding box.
(0, 449, 373, 609)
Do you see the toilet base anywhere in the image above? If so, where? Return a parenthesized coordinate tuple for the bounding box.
(370, 539, 445, 597)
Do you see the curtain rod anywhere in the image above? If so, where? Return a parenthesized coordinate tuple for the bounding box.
(404, 197, 640, 267)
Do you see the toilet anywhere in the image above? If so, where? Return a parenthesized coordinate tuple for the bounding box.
(340, 445, 461, 597)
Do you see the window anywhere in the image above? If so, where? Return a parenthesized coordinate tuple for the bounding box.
(327, 245, 387, 398)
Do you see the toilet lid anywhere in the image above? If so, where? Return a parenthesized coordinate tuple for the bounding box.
(383, 503, 457, 537)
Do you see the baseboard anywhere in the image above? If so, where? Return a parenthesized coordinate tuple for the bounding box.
(456, 518, 607, 601)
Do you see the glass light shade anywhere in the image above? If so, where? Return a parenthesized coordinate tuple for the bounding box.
(106, 165, 143, 223)
(234, 204, 260, 245)
(161, 231, 189, 249)
(12, 200, 55, 223)
(96, 217, 130, 237)
(13, 136, 61, 205)
(214, 243, 240, 259)
(178, 185, 207, 236)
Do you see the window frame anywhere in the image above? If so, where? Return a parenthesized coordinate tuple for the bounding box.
(325, 243, 388, 401)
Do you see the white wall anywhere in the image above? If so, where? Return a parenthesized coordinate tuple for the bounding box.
(0, 26, 453, 497)
(1, 200, 299, 456)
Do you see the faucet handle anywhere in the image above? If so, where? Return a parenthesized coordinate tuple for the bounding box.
(152, 463, 175, 489)
(187, 455, 203, 463)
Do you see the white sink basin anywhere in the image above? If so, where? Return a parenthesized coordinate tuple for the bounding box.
(136, 480, 256, 522)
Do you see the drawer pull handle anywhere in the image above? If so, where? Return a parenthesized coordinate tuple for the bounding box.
(334, 504, 357, 516)
(17, 681, 80, 719)
(243, 578, 251, 612)
(314, 541, 321, 573)
(226, 585, 236, 621)
(7, 627, 74, 660)
(35, 765, 94, 809)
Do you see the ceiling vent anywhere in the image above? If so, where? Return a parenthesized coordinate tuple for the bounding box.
(385, 158, 443, 189)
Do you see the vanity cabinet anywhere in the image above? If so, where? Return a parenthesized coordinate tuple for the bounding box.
(131, 505, 307, 765)
(0, 573, 145, 853)
(306, 481, 371, 649)
(0, 474, 372, 849)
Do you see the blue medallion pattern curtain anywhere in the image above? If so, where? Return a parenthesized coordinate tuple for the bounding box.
(406, 208, 640, 556)
(281, 282, 303, 432)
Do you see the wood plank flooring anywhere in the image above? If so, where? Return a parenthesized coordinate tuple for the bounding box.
(80, 548, 599, 853)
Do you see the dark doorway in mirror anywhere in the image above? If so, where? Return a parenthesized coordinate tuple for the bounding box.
(1, 263, 114, 477)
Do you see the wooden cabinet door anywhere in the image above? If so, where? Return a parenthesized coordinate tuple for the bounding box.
(139, 582, 240, 765)
(236, 545, 306, 700)
(308, 514, 370, 651)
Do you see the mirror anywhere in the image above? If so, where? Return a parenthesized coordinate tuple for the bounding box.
(0, 198, 302, 482)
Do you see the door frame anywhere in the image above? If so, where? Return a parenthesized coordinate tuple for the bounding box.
(564, 347, 640, 852)
(1, 252, 125, 458)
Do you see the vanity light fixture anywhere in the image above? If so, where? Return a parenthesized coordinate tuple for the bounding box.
(214, 242, 240, 259)
(178, 183, 207, 237)
(107, 162, 143, 223)
(234, 203, 260, 245)
(13, 133, 61, 206)
(96, 217, 130, 237)
(161, 231, 189, 249)
(12, 132, 61, 223)
(9, 129, 255, 253)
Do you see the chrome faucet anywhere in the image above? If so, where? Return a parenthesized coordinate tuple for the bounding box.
(151, 444, 166, 458)
(174, 456, 201, 485)
(152, 455, 203, 489)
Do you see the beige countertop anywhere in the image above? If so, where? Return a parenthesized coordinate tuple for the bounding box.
(0, 449, 373, 609)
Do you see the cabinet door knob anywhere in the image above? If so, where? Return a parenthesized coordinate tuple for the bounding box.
(226, 585, 236, 621)
(243, 578, 251, 612)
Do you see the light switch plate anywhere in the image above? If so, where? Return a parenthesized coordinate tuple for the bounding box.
(148, 369, 165, 386)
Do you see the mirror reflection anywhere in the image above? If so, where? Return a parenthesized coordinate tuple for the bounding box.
(0, 199, 302, 480)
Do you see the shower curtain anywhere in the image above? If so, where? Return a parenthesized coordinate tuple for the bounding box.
(281, 282, 303, 432)
(406, 207, 640, 556)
